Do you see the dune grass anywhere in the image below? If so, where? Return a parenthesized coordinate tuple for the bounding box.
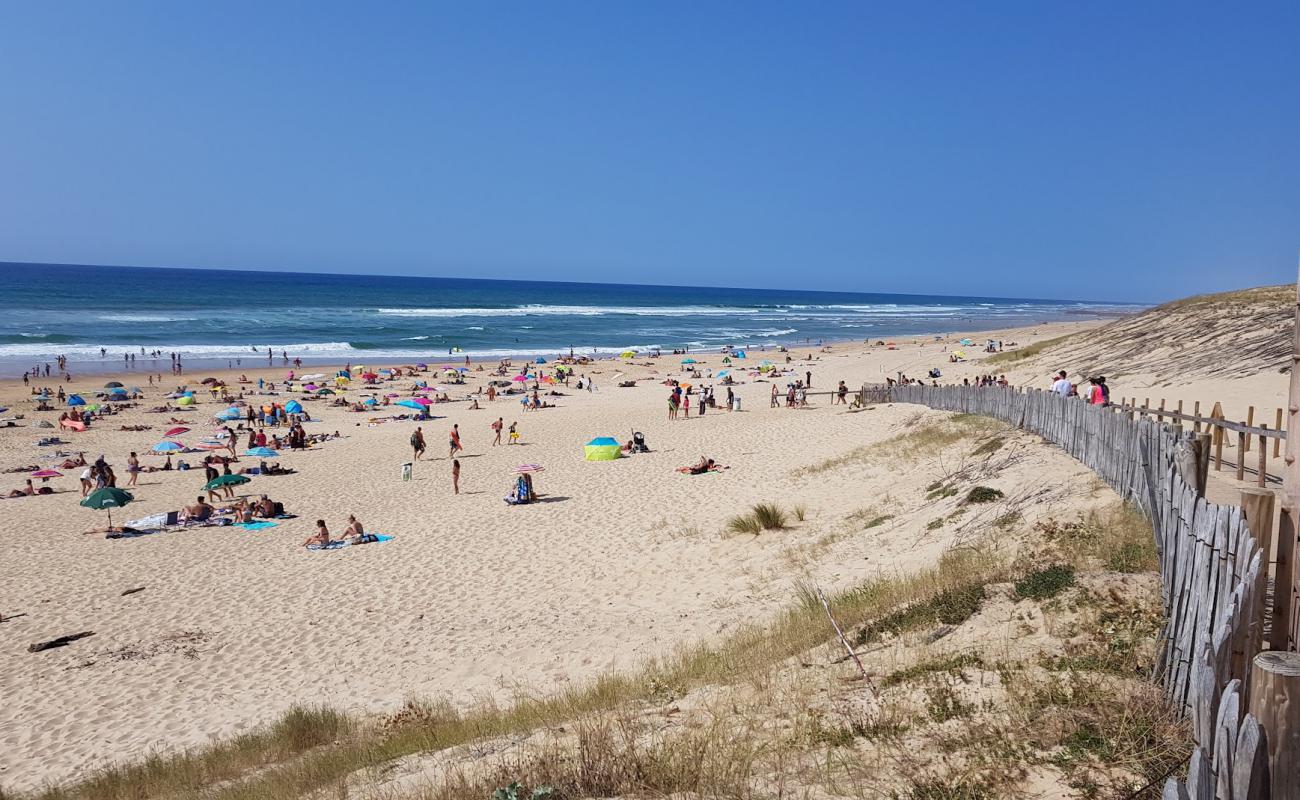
(983, 333, 1076, 366)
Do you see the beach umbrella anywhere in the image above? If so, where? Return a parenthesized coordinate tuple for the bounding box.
(165, 426, 190, 437)
(31, 469, 62, 478)
(81, 486, 134, 529)
(246, 446, 279, 457)
(511, 374, 529, 382)
(104, 381, 124, 389)
(959, 338, 974, 346)
(107, 386, 128, 395)
(361, 372, 379, 380)
(681, 358, 697, 365)
(535, 357, 547, 364)
(733, 350, 746, 358)
(303, 383, 319, 391)
(363, 397, 378, 406)
(584, 437, 622, 461)
(217, 408, 241, 421)
(412, 397, 432, 406)
(722, 357, 732, 364)
(152, 441, 185, 452)
(513, 464, 544, 474)
(620, 351, 635, 359)
(717, 370, 730, 378)
(205, 473, 250, 490)
(67, 394, 85, 407)
(316, 388, 335, 395)
(284, 400, 303, 414)
(176, 396, 195, 406)
(396, 399, 424, 410)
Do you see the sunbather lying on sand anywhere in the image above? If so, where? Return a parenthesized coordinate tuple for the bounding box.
(676, 456, 726, 475)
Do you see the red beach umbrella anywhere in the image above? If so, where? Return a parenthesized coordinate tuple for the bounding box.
(164, 426, 190, 437)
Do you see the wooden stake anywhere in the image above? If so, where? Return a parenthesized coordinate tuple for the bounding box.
(1216, 423, 1225, 471)
(1260, 426, 1269, 488)
(1277, 408, 1284, 458)
(1248, 651, 1300, 800)
(1158, 398, 1166, 424)
(1243, 489, 1276, 655)
(1238, 427, 1247, 481)
(816, 588, 876, 693)
(1194, 400, 1202, 433)
(1247, 406, 1255, 452)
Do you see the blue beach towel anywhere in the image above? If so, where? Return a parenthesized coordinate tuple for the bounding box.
(307, 534, 393, 551)
(238, 521, 279, 531)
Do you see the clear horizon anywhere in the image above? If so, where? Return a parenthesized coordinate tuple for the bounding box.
(2, 3, 1297, 303)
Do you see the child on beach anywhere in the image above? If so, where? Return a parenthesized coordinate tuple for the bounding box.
(508, 421, 520, 444)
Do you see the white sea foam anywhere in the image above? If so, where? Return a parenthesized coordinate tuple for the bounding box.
(374, 305, 764, 317)
(98, 314, 199, 323)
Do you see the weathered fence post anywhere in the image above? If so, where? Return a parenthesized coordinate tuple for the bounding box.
(1242, 489, 1276, 658)
(1246, 406, 1256, 452)
(1259, 427, 1269, 488)
(1276, 408, 1284, 459)
(1195, 432, 1212, 497)
(1283, 259, 1300, 652)
(1248, 651, 1300, 799)
(1238, 427, 1248, 482)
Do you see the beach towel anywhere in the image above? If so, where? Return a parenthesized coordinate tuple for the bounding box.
(237, 521, 279, 531)
(307, 534, 393, 551)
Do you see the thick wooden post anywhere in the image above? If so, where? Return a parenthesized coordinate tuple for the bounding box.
(1248, 651, 1300, 799)
(1194, 400, 1202, 433)
(1247, 406, 1256, 452)
(1277, 408, 1284, 458)
(1196, 432, 1212, 496)
(1283, 260, 1300, 652)
(1158, 398, 1166, 424)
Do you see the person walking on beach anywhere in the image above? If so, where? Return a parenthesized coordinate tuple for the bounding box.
(449, 424, 462, 458)
(126, 452, 140, 487)
(1051, 371, 1071, 397)
(770, 384, 779, 408)
(508, 421, 520, 444)
(452, 458, 461, 495)
(410, 426, 426, 461)
(836, 380, 848, 404)
(491, 417, 503, 446)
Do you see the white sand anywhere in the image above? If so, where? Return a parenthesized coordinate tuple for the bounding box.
(5, 317, 1253, 791)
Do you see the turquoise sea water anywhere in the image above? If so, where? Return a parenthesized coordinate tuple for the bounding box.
(0, 262, 1140, 374)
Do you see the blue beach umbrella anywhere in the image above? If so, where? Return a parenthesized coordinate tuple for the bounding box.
(284, 400, 303, 414)
(717, 370, 730, 378)
(67, 395, 86, 407)
(396, 399, 424, 410)
(681, 358, 697, 365)
(535, 357, 547, 364)
(246, 446, 279, 457)
(363, 397, 378, 406)
(152, 441, 184, 452)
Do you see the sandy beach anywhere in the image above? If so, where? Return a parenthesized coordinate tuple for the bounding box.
(0, 315, 1280, 791)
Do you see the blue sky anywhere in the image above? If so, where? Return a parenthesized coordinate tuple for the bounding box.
(1, 2, 1296, 303)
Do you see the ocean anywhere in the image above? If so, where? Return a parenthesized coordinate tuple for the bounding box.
(0, 262, 1141, 374)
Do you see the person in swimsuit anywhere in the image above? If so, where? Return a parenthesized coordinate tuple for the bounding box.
(410, 426, 426, 460)
(126, 452, 140, 486)
(491, 417, 503, 446)
(449, 424, 462, 458)
(304, 519, 331, 548)
(452, 459, 461, 495)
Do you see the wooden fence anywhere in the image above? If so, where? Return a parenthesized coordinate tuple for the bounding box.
(870, 383, 1286, 799)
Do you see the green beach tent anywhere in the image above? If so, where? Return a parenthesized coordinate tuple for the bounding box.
(584, 436, 622, 461)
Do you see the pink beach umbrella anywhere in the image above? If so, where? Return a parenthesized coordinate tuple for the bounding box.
(164, 426, 190, 437)
(513, 464, 544, 474)
(31, 469, 62, 479)
(511, 374, 529, 382)
(413, 397, 432, 406)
